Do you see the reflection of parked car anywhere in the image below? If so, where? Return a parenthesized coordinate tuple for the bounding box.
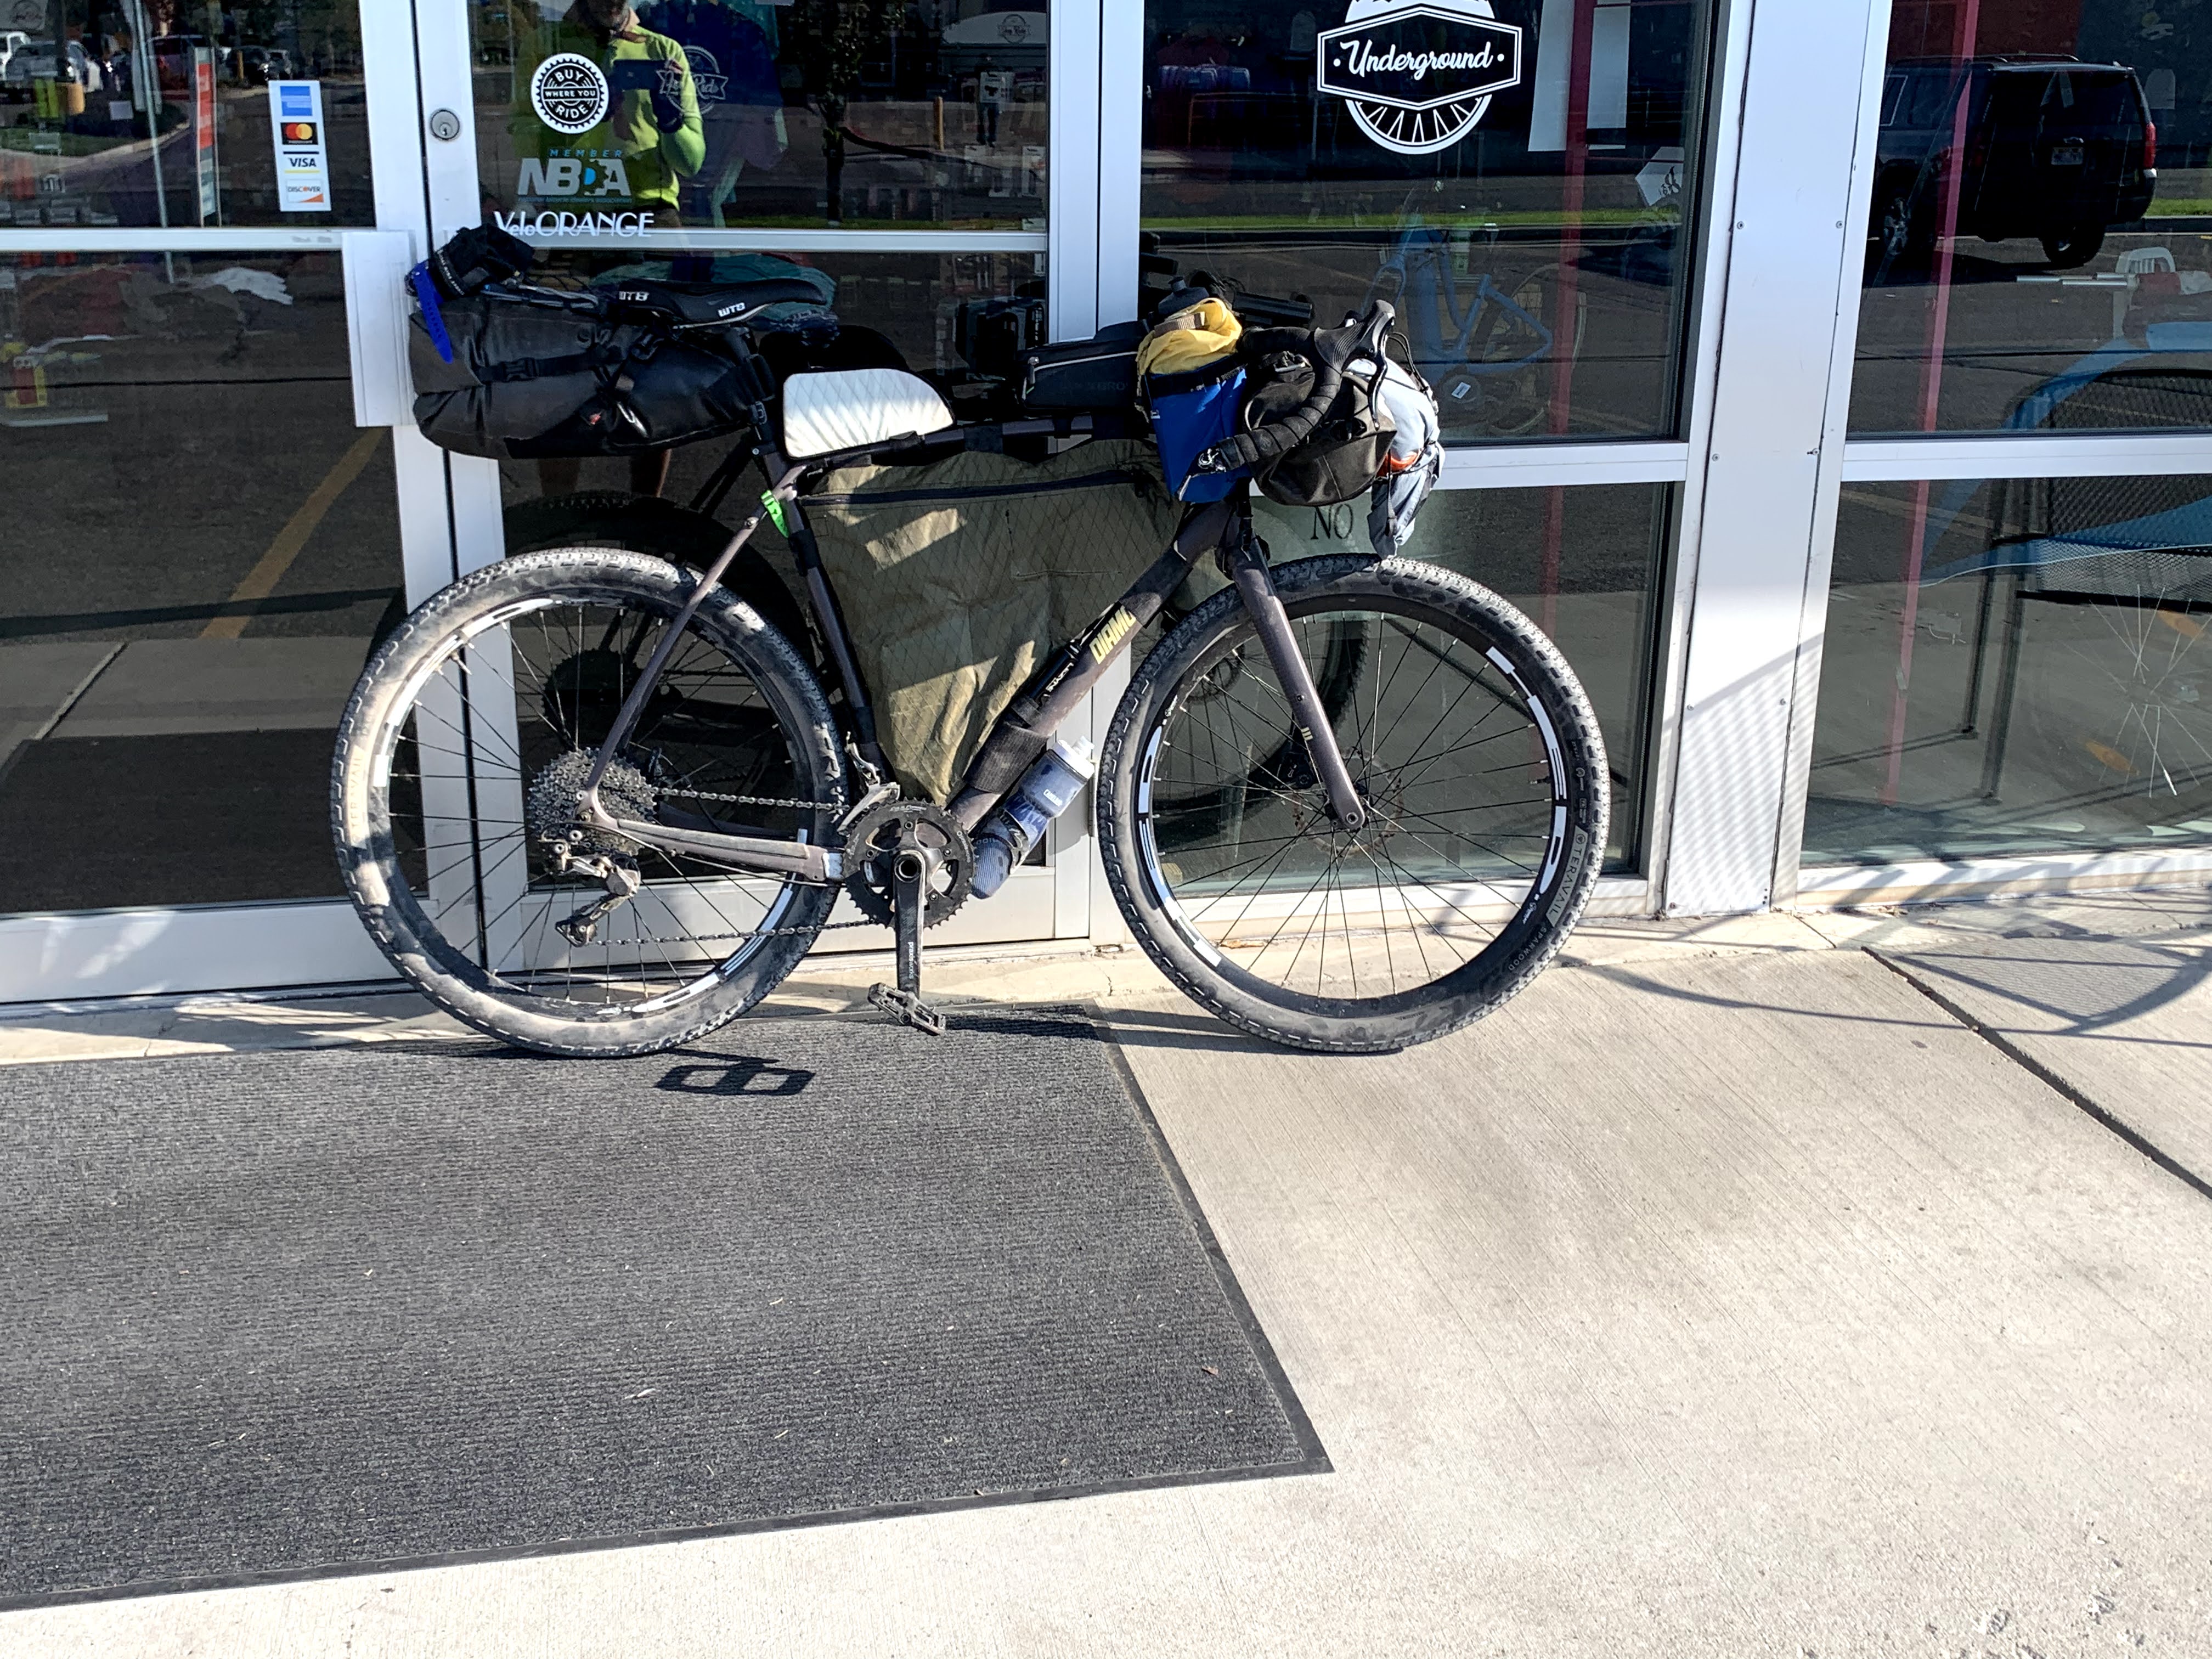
(239, 46, 295, 84)
(1871, 56, 2157, 270)
(1, 38, 104, 94)
(0, 31, 30, 79)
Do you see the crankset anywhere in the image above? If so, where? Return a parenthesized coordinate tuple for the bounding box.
(842, 799, 971, 1036)
(841, 799, 972, 929)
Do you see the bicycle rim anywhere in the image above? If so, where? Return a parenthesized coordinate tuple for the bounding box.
(365, 582, 833, 1020)
(1133, 591, 1581, 1015)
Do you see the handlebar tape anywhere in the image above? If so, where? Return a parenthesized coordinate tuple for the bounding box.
(1200, 350, 1343, 474)
(1188, 302, 1394, 476)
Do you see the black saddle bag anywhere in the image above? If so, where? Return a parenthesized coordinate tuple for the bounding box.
(409, 291, 762, 460)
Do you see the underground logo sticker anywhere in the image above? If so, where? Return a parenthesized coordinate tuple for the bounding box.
(532, 52, 611, 136)
(1318, 0, 1522, 155)
(681, 46, 730, 103)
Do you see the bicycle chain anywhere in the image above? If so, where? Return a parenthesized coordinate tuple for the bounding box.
(611, 915, 876, 948)
(654, 787, 838, 811)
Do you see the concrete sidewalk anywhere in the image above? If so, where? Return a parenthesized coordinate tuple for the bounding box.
(4, 889, 2211, 1656)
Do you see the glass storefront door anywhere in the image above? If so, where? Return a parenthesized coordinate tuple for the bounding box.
(400, 0, 1082, 978)
(3, 1, 1087, 1002)
(0, 1, 421, 1000)
(1139, 0, 1725, 879)
(1799, 0, 2212, 885)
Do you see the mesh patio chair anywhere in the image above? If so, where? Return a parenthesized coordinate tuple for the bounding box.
(1962, 368, 2212, 800)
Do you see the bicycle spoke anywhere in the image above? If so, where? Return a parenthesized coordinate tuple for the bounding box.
(1134, 589, 1581, 1017)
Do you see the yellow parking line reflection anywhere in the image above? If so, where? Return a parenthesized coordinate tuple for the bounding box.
(201, 429, 387, 641)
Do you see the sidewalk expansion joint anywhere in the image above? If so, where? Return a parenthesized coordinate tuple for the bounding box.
(1867, 948, 2212, 1206)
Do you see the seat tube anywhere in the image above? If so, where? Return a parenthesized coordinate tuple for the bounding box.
(779, 502, 890, 775)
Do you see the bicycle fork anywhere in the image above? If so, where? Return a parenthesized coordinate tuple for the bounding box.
(1222, 531, 1367, 833)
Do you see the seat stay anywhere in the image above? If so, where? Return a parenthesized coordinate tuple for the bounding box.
(578, 462, 806, 804)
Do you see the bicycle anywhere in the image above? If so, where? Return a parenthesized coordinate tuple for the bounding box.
(333, 272, 1609, 1057)
(1365, 213, 1581, 438)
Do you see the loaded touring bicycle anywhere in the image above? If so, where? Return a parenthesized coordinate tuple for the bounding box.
(332, 227, 1607, 1056)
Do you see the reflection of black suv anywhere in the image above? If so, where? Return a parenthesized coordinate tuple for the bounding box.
(1871, 56, 2157, 269)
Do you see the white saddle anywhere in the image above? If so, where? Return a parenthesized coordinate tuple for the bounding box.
(780, 369, 954, 459)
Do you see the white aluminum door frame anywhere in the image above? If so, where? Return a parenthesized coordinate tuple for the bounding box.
(1655, 0, 1889, 915)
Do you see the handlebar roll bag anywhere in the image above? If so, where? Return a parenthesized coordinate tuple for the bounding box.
(408, 291, 757, 460)
(1240, 333, 1398, 510)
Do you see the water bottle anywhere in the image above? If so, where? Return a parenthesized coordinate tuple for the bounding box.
(969, 737, 1097, 899)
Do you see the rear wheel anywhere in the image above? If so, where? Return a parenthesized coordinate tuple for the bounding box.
(1100, 555, 1607, 1053)
(2041, 227, 2105, 268)
(332, 548, 844, 1057)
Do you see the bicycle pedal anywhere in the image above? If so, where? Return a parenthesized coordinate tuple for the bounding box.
(868, 982, 946, 1036)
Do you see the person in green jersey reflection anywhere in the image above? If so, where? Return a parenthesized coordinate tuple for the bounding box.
(511, 0, 706, 223)
(511, 2, 708, 498)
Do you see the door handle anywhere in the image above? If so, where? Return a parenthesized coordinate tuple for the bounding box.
(340, 228, 417, 428)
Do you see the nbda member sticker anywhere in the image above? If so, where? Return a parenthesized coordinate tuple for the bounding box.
(532, 53, 611, 136)
(1318, 0, 1523, 155)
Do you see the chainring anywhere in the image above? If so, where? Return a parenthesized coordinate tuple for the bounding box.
(841, 799, 973, 928)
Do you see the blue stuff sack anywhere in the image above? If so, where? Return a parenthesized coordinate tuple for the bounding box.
(1145, 364, 1248, 502)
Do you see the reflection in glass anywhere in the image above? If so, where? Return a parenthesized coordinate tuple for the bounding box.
(1141, 0, 1716, 443)
(0, 253, 404, 913)
(1805, 476, 2212, 864)
(0, 3, 372, 228)
(1852, 0, 2212, 433)
(467, 2, 1049, 231)
(1251, 483, 1667, 867)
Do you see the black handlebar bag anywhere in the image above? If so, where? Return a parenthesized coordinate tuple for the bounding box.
(1236, 330, 1395, 509)
(408, 291, 760, 460)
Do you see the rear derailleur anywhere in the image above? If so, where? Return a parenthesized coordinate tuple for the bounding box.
(546, 843, 642, 948)
(840, 798, 972, 1037)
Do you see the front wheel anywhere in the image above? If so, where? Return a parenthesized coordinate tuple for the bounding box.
(1099, 556, 1608, 1053)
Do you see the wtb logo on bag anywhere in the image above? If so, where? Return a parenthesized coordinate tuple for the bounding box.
(1317, 0, 1522, 155)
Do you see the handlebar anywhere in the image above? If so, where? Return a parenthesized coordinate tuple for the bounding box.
(1187, 300, 1395, 479)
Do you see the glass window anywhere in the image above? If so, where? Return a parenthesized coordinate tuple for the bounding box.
(1, 3, 374, 228)
(0, 252, 405, 913)
(1805, 474, 2212, 865)
(1141, 0, 1719, 444)
(466, 2, 1048, 232)
(1250, 483, 1671, 867)
(1852, 0, 2212, 434)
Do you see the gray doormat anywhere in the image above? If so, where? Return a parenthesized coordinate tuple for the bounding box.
(1, 1009, 1324, 1608)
